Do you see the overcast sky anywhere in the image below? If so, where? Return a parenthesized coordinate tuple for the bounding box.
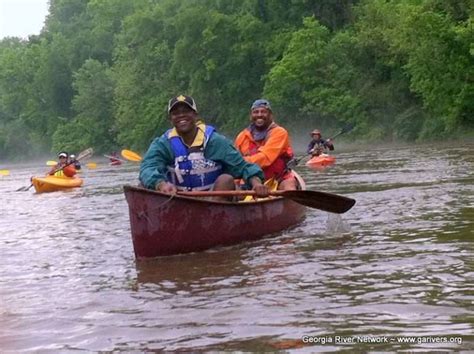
(0, 0, 49, 39)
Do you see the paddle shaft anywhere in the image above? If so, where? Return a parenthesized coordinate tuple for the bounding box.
(329, 130, 345, 140)
(328, 123, 354, 140)
(104, 154, 126, 163)
(180, 190, 280, 197)
(178, 189, 355, 214)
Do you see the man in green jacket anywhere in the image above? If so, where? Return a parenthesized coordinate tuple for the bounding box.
(140, 95, 269, 198)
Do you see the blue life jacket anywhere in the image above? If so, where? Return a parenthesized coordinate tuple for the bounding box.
(165, 125, 223, 191)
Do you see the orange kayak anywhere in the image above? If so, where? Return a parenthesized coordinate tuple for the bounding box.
(306, 154, 336, 168)
(32, 175, 83, 193)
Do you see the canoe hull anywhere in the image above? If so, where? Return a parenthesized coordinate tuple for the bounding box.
(124, 185, 306, 259)
(32, 175, 83, 193)
(306, 154, 336, 168)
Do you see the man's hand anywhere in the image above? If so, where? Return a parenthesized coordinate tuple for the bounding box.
(156, 180, 177, 194)
(325, 139, 334, 150)
(250, 177, 270, 198)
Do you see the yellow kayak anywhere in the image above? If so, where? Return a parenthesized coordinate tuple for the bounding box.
(32, 175, 83, 193)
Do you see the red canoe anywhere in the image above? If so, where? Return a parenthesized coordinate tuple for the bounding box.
(306, 154, 336, 168)
(123, 183, 306, 259)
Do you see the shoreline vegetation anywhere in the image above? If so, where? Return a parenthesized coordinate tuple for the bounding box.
(0, 0, 472, 161)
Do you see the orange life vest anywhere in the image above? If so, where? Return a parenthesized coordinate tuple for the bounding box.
(235, 123, 294, 181)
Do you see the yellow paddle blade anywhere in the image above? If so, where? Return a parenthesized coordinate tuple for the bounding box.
(86, 162, 97, 169)
(46, 160, 57, 166)
(0, 169, 10, 176)
(264, 177, 279, 191)
(121, 149, 142, 162)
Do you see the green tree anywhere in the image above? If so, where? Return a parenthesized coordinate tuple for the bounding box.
(52, 59, 116, 152)
(264, 17, 364, 133)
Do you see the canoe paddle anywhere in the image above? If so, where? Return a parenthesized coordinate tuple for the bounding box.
(0, 169, 10, 176)
(178, 189, 356, 214)
(121, 149, 142, 162)
(16, 147, 94, 192)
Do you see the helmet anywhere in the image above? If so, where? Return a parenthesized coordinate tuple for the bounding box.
(58, 151, 68, 158)
(311, 129, 321, 136)
(70, 154, 76, 159)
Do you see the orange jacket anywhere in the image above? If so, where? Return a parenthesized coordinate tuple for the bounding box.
(235, 123, 294, 180)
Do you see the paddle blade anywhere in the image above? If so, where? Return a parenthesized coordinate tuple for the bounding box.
(121, 149, 142, 162)
(77, 148, 94, 161)
(264, 178, 278, 191)
(86, 162, 97, 169)
(330, 123, 355, 140)
(279, 190, 355, 214)
(46, 160, 57, 166)
(340, 123, 355, 134)
(0, 169, 10, 176)
(16, 183, 33, 192)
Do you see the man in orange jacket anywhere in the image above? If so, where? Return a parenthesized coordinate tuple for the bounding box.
(235, 99, 297, 190)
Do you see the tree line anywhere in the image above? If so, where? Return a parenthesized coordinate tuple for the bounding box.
(0, 0, 472, 160)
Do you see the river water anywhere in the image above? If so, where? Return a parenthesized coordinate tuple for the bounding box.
(1, 143, 473, 352)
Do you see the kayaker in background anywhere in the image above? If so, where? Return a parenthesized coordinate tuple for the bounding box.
(69, 154, 81, 170)
(307, 129, 334, 156)
(109, 151, 122, 165)
(139, 94, 269, 199)
(48, 151, 76, 177)
(234, 98, 297, 190)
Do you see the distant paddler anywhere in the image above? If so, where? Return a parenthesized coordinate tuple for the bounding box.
(48, 151, 76, 177)
(307, 129, 334, 156)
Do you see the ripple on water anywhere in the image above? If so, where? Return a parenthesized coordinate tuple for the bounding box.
(1, 145, 473, 351)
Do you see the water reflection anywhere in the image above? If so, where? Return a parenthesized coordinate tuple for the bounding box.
(135, 248, 250, 288)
